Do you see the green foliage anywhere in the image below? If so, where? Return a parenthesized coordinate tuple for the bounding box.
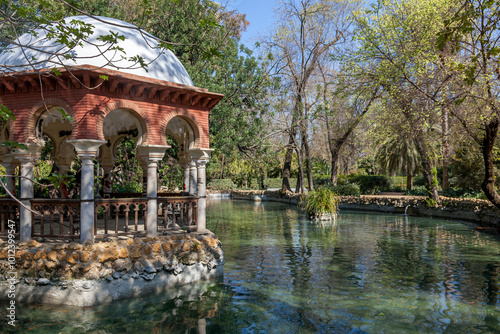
(207, 179, 237, 190)
(113, 137, 142, 193)
(1, 140, 28, 152)
(440, 188, 488, 199)
(447, 140, 498, 191)
(47, 173, 75, 188)
(348, 174, 393, 194)
(327, 183, 361, 197)
(265, 178, 297, 189)
(405, 186, 428, 196)
(0, 105, 15, 122)
(158, 135, 183, 190)
(425, 197, 438, 208)
(300, 187, 339, 219)
(431, 168, 438, 188)
(112, 182, 142, 194)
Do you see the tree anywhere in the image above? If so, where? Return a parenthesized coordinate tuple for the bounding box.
(353, 0, 457, 202)
(318, 61, 380, 185)
(263, 0, 356, 193)
(376, 133, 420, 190)
(436, 0, 500, 208)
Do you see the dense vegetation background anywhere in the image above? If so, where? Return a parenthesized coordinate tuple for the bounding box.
(1, 0, 499, 208)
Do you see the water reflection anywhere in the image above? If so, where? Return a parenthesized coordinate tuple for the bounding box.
(208, 200, 500, 333)
(1, 200, 499, 333)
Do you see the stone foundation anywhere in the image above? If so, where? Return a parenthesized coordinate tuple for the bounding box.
(0, 233, 224, 306)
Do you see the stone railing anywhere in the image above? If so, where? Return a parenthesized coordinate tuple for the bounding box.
(31, 199, 81, 239)
(157, 196, 198, 231)
(94, 198, 148, 237)
(0, 198, 19, 235)
(0, 195, 199, 240)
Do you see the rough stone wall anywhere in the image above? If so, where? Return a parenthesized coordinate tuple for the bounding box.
(0, 234, 224, 284)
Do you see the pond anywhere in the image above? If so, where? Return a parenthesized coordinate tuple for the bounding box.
(1, 200, 500, 333)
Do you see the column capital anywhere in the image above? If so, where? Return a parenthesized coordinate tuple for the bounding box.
(188, 160, 197, 168)
(137, 144, 170, 163)
(68, 139, 106, 160)
(189, 148, 214, 160)
(195, 159, 209, 168)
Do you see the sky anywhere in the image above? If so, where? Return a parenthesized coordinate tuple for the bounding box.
(227, 0, 279, 47)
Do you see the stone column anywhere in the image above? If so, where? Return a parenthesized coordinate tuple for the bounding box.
(68, 139, 106, 244)
(137, 145, 170, 237)
(190, 148, 213, 233)
(188, 160, 197, 196)
(195, 159, 208, 232)
(197, 318, 207, 334)
(183, 163, 190, 193)
(13, 144, 43, 242)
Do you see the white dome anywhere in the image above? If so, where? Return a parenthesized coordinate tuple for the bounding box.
(0, 16, 193, 86)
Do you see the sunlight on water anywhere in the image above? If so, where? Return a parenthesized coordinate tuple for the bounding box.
(1, 199, 499, 333)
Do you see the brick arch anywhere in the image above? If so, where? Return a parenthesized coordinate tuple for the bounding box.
(95, 100, 150, 144)
(22, 98, 76, 144)
(160, 109, 203, 148)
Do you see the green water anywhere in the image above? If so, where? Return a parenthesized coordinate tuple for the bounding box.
(1, 200, 500, 333)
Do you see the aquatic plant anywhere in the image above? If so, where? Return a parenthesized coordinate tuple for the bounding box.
(300, 187, 339, 220)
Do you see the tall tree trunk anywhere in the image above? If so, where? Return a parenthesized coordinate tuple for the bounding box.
(441, 109, 449, 190)
(330, 141, 342, 185)
(296, 146, 305, 193)
(281, 130, 296, 193)
(302, 126, 314, 191)
(406, 164, 413, 191)
(281, 95, 301, 193)
(414, 130, 439, 202)
(302, 104, 314, 192)
(481, 118, 500, 209)
(220, 154, 224, 179)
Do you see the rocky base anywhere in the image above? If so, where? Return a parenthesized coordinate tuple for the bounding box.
(0, 233, 224, 306)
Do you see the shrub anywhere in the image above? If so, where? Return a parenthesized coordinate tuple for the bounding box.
(328, 183, 361, 196)
(207, 179, 237, 190)
(264, 178, 298, 189)
(404, 185, 428, 196)
(413, 176, 426, 187)
(348, 174, 392, 194)
(300, 187, 338, 220)
(313, 175, 331, 186)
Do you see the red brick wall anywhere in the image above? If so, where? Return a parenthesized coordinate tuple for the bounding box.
(0, 89, 210, 148)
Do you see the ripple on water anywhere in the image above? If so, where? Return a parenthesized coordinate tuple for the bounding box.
(2, 200, 499, 333)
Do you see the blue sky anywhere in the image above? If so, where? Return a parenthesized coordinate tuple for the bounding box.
(228, 0, 279, 47)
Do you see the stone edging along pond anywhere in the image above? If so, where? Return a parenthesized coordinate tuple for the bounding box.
(209, 190, 500, 228)
(0, 233, 224, 306)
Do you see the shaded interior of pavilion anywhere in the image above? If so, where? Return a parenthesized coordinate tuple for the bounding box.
(0, 105, 211, 243)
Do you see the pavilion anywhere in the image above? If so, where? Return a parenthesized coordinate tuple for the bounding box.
(0, 16, 223, 243)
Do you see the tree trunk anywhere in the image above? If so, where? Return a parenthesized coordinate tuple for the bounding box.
(414, 131, 439, 202)
(301, 105, 314, 192)
(302, 130, 314, 191)
(481, 119, 500, 209)
(406, 164, 413, 191)
(442, 109, 449, 190)
(220, 154, 224, 179)
(296, 146, 305, 193)
(326, 87, 379, 186)
(330, 143, 341, 185)
(281, 96, 300, 194)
